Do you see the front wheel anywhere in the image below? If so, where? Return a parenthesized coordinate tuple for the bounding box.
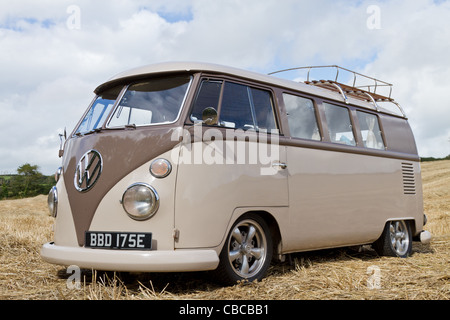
(214, 214, 273, 285)
(373, 220, 412, 258)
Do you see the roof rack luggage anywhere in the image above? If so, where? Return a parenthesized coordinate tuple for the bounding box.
(269, 65, 406, 118)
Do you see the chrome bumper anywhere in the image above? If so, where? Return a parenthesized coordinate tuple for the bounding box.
(418, 230, 432, 244)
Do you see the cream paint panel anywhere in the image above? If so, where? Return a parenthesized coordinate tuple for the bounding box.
(284, 146, 412, 252)
(175, 141, 288, 249)
(53, 175, 79, 247)
(89, 148, 180, 251)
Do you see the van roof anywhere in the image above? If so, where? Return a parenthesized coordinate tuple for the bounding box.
(96, 61, 406, 118)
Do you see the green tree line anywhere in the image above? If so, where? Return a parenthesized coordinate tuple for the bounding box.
(421, 154, 450, 162)
(1, 163, 54, 199)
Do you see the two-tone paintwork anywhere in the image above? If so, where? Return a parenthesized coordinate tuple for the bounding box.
(41, 62, 424, 272)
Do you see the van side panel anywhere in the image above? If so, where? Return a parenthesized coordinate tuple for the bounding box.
(174, 128, 289, 249)
(283, 146, 421, 252)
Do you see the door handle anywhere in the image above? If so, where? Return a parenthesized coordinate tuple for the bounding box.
(272, 162, 287, 169)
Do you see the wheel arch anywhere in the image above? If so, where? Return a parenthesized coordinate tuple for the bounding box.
(374, 217, 417, 241)
(220, 208, 283, 259)
(373, 218, 414, 258)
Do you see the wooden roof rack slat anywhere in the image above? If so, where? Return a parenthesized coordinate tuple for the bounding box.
(269, 65, 406, 117)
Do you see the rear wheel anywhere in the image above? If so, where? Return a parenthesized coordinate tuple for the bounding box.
(215, 214, 273, 285)
(373, 220, 412, 258)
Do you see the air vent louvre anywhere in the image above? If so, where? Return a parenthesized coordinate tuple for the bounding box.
(401, 162, 416, 195)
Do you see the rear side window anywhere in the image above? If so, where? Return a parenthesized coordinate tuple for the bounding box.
(357, 111, 385, 150)
(283, 94, 320, 141)
(323, 103, 356, 146)
(190, 79, 277, 132)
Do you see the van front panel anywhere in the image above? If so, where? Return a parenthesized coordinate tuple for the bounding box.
(61, 126, 180, 246)
(88, 148, 181, 250)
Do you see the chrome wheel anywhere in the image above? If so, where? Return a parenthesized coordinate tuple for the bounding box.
(373, 220, 412, 258)
(227, 219, 268, 279)
(389, 220, 410, 256)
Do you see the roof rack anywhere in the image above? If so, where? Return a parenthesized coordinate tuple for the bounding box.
(269, 65, 406, 118)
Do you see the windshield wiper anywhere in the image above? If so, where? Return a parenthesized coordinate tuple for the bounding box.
(125, 124, 136, 130)
(79, 127, 103, 136)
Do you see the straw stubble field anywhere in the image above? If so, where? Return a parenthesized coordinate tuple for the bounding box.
(0, 161, 449, 300)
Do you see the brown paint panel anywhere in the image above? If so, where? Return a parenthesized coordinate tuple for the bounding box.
(275, 133, 419, 162)
(379, 114, 418, 155)
(63, 126, 180, 246)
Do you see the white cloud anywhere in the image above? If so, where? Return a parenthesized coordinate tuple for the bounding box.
(0, 0, 449, 174)
(360, 0, 450, 157)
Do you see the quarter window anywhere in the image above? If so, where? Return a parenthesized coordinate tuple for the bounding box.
(190, 80, 223, 122)
(283, 94, 320, 141)
(220, 82, 254, 129)
(357, 111, 385, 150)
(323, 103, 356, 146)
(247, 87, 277, 132)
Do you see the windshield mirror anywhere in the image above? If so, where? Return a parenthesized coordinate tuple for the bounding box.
(108, 75, 191, 128)
(75, 85, 122, 135)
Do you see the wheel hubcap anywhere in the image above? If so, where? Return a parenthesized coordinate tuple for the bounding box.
(389, 221, 410, 256)
(227, 219, 267, 278)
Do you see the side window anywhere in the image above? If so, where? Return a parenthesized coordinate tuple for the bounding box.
(220, 82, 277, 131)
(283, 93, 320, 141)
(357, 111, 385, 150)
(251, 88, 277, 132)
(323, 103, 356, 146)
(220, 82, 254, 129)
(190, 80, 223, 122)
(190, 79, 277, 132)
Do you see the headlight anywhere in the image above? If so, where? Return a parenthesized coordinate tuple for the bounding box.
(48, 186, 58, 217)
(150, 158, 172, 178)
(122, 183, 159, 221)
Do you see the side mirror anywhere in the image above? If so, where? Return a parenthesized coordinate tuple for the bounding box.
(202, 107, 218, 126)
(58, 128, 67, 158)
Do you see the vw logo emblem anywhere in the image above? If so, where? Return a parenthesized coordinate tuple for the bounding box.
(74, 149, 103, 192)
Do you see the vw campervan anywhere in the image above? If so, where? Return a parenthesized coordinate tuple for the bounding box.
(41, 62, 430, 285)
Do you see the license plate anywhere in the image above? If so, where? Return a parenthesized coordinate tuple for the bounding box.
(85, 231, 152, 250)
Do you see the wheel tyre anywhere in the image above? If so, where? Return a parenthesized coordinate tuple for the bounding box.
(214, 214, 273, 285)
(373, 220, 412, 258)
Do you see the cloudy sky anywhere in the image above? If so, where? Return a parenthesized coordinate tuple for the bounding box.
(1, 0, 449, 175)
